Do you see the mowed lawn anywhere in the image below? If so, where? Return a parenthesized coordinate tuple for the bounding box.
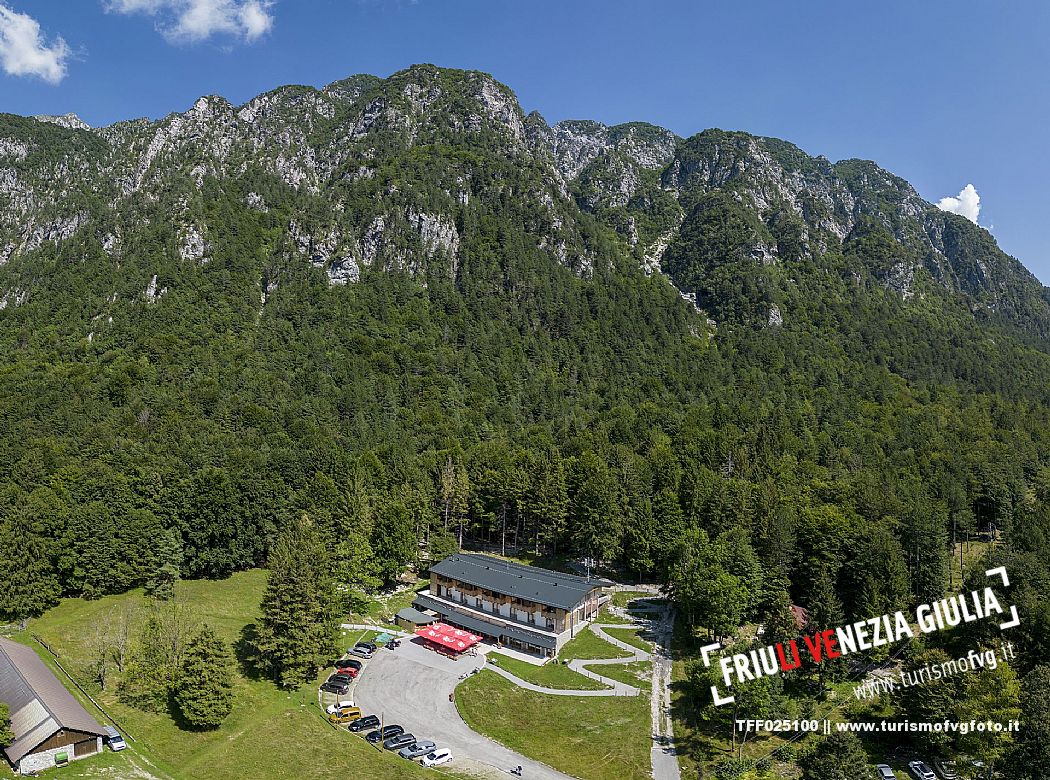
(591, 660, 652, 689)
(456, 671, 651, 780)
(602, 627, 654, 653)
(610, 590, 652, 608)
(487, 652, 607, 690)
(559, 628, 633, 661)
(17, 571, 467, 780)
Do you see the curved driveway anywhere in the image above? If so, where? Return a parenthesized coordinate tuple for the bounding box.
(352, 640, 578, 780)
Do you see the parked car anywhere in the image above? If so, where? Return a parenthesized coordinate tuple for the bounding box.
(909, 761, 937, 780)
(349, 646, 374, 659)
(328, 706, 362, 724)
(336, 666, 359, 678)
(348, 715, 380, 733)
(383, 733, 416, 751)
(933, 760, 959, 780)
(336, 658, 363, 671)
(356, 641, 378, 652)
(327, 673, 354, 685)
(420, 748, 453, 767)
(325, 700, 355, 715)
(876, 765, 898, 780)
(399, 740, 437, 759)
(104, 726, 127, 752)
(320, 681, 350, 695)
(366, 725, 404, 744)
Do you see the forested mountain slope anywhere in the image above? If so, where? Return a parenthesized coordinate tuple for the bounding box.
(1, 66, 1048, 714)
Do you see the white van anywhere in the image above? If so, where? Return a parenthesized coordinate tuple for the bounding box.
(104, 726, 127, 752)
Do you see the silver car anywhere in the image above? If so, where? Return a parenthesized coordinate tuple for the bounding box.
(908, 761, 936, 780)
(876, 765, 898, 780)
(398, 740, 437, 759)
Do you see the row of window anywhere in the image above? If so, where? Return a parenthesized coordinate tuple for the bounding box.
(439, 585, 557, 630)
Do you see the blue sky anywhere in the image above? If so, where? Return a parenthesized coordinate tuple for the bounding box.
(2, 1, 1048, 280)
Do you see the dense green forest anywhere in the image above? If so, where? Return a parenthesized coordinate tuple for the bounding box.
(1, 65, 1048, 777)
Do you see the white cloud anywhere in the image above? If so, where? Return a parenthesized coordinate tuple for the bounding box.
(0, 4, 70, 84)
(937, 183, 981, 224)
(105, 0, 274, 43)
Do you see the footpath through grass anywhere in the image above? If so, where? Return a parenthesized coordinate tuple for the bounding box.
(456, 671, 651, 780)
(18, 570, 467, 780)
(487, 652, 607, 690)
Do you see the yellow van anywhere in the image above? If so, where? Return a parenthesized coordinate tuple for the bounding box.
(328, 706, 363, 724)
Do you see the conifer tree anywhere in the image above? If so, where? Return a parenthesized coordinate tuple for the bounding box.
(146, 528, 183, 601)
(0, 509, 60, 627)
(528, 450, 569, 555)
(253, 514, 337, 688)
(1011, 665, 1050, 780)
(176, 626, 233, 729)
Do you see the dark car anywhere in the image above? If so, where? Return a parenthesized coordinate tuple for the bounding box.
(320, 681, 350, 695)
(336, 658, 363, 672)
(327, 672, 354, 684)
(355, 641, 378, 652)
(348, 715, 380, 733)
(383, 733, 416, 751)
(366, 725, 403, 744)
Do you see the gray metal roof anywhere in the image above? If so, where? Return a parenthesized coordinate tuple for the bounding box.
(412, 593, 557, 650)
(429, 554, 610, 611)
(0, 638, 106, 763)
(395, 607, 436, 625)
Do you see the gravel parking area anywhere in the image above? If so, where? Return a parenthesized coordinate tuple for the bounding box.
(352, 639, 577, 779)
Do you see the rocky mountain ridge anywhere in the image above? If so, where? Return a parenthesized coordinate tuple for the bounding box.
(1, 63, 1047, 343)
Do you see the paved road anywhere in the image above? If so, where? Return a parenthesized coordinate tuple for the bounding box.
(353, 639, 578, 780)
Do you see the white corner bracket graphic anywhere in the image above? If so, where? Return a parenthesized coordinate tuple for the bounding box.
(985, 566, 1021, 630)
(710, 684, 735, 707)
(699, 642, 735, 706)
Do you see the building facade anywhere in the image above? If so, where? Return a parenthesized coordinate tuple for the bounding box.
(414, 553, 611, 656)
(0, 638, 108, 775)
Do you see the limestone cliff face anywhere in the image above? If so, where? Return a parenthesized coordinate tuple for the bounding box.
(0, 64, 1046, 340)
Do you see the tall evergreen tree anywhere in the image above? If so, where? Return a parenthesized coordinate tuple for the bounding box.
(528, 450, 569, 555)
(146, 528, 184, 601)
(175, 626, 234, 729)
(1011, 665, 1050, 780)
(253, 514, 337, 688)
(0, 508, 60, 627)
(570, 451, 622, 564)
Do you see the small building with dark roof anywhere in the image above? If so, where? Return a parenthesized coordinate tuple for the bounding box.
(0, 637, 108, 775)
(414, 553, 612, 656)
(394, 607, 438, 631)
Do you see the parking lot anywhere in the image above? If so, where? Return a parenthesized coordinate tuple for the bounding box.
(350, 638, 578, 779)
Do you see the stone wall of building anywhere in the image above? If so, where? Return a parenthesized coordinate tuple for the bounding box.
(17, 737, 101, 775)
